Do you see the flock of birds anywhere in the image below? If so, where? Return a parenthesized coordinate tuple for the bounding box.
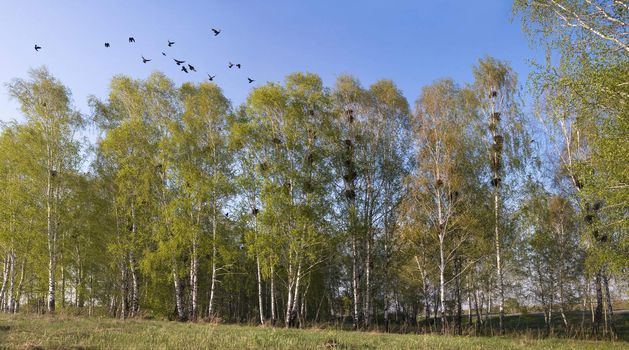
(33, 27, 255, 85)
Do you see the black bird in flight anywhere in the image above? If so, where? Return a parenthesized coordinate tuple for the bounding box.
(34, 44, 42, 51)
(228, 62, 234, 68)
(212, 28, 221, 36)
(248, 78, 255, 84)
(128, 37, 135, 43)
(174, 59, 185, 65)
(142, 56, 151, 63)
(236, 63, 241, 69)
(188, 64, 196, 72)
(162, 52, 166, 56)
(181, 66, 189, 73)
(168, 40, 175, 47)
(105, 43, 110, 48)
(208, 74, 215, 81)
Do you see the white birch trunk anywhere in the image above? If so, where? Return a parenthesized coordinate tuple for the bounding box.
(208, 204, 218, 319)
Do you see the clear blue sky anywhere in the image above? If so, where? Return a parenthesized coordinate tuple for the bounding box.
(0, 0, 541, 124)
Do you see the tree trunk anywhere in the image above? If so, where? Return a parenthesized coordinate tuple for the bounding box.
(364, 232, 371, 329)
(602, 273, 616, 338)
(439, 235, 447, 333)
(46, 146, 57, 314)
(454, 257, 462, 335)
(60, 256, 65, 308)
(208, 204, 218, 319)
(351, 232, 360, 330)
(285, 261, 294, 328)
(474, 288, 482, 332)
(120, 259, 128, 319)
(129, 252, 139, 316)
(592, 270, 604, 336)
(172, 260, 185, 321)
(270, 264, 276, 325)
(0, 254, 8, 311)
(189, 233, 198, 320)
(289, 262, 302, 328)
(7, 252, 15, 313)
(14, 259, 25, 313)
(256, 255, 264, 324)
(494, 189, 504, 335)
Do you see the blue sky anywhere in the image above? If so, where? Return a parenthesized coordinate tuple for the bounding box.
(0, 0, 541, 124)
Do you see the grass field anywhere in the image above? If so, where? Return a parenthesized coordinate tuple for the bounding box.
(0, 314, 627, 349)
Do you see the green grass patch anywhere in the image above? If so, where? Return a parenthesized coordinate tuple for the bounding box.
(0, 313, 626, 349)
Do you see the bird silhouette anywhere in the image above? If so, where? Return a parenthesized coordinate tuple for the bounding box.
(162, 52, 166, 56)
(236, 64, 241, 69)
(228, 62, 234, 68)
(105, 43, 110, 48)
(212, 28, 221, 36)
(248, 78, 255, 84)
(168, 40, 175, 47)
(208, 74, 215, 81)
(142, 56, 151, 63)
(181, 66, 189, 73)
(174, 59, 185, 65)
(34, 44, 42, 51)
(188, 64, 196, 72)
(128, 37, 135, 43)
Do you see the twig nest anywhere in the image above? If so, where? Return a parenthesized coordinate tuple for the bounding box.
(252, 207, 259, 216)
(435, 179, 443, 188)
(491, 177, 501, 187)
(489, 91, 498, 98)
(593, 201, 603, 211)
(50, 169, 58, 177)
(593, 230, 608, 242)
(272, 137, 282, 145)
(346, 109, 354, 124)
(344, 189, 356, 200)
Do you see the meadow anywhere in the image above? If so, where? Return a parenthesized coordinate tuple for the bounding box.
(0, 313, 627, 350)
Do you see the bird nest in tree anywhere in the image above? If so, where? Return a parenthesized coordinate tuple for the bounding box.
(491, 177, 501, 187)
(346, 109, 354, 124)
(435, 178, 443, 188)
(306, 152, 315, 164)
(303, 180, 314, 193)
(593, 230, 608, 242)
(492, 135, 504, 153)
(344, 189, 356, 200)
(50, 169, 58, 177)
(344, 139, 353, 148)
(489, 91, 498, 98)
(252, 207, 259, 216)
(258, 162, 268, 172)
(343, 170, 357, 182)
(489, 112, 501, 131)
(272, 137, 282, 145)
(449, 191, 459, 201)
